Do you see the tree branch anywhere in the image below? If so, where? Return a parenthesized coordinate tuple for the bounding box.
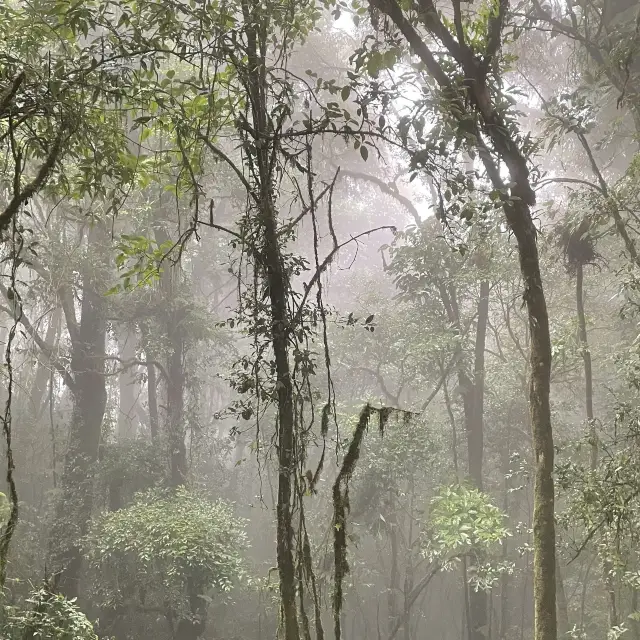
(0, 289, 75, 391)
(196, 133, 258, 202)
(0, 73, 25, 117)
(483, 0, 508, 75)
(293, 225, 396, 326)
(0, 125, 67, 236)
(339, 169, 421, 226)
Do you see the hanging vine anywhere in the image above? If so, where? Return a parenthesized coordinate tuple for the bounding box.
(332, 404, 416, 640)
(0, 214, 23, 589)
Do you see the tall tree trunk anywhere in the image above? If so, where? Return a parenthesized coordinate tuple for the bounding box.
(499, 433, 512, 640)
(511, 198, 556, 640)
(146, 358, 159, 443)
(50, 222, 108, 600)
(577, 261, 617, 629)
(166, 316, 186, 488)
(440, 279, 489, 640)
(387, 491, 400, 636)
(240, 6, 300, 639)
(141, 324, 159, 443)
(631, 582, 639, 640)
(264, 190, 299, 640)
(468, 280, 490, 640)
(576, 263, 596, 466)
(470, 279, 489, 488)
(28, 309, 60, 420)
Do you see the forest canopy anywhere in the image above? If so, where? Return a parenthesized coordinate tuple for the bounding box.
(0, 1, 640, 640)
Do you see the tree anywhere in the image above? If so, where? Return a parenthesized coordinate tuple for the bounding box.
(85, 487, 246, 640)
(349, 2, 557, 639)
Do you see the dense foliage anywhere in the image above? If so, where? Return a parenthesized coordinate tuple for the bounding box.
(2, 1, 640, 640)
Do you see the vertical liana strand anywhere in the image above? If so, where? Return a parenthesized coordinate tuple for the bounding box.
(0, 217, 22, 589)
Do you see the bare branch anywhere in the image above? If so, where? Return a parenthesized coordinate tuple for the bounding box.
(196, 133, 258, 202)
(100, 355, 168, 381)
(536, 177, 605, 195)
(293, 225, 396, 325)
(339, 168, 421, 226)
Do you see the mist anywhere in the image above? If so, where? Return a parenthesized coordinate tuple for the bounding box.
(0, 1, 638, 640)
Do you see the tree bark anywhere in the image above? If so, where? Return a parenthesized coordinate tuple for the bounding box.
(116, 326, 139, 440)
(469, 279, 490, 640)
(28, 309, 61, 420)
(238, 4, 300, 637)
(576, 263, 596, 467)
(387, 492, 400, 636)
(577, 261, 618, 629)
(499, 434, 511, 640)
(140, 324, 159, 443)
(631, 583, 639, 640)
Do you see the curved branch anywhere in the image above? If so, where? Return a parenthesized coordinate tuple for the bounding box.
(293, 225, 396, 326)
(0, 72, 25, 117)
(100, 355, 168, 381)
(339, 169, 421, 226)
(196, 134, 258, 202)
(536, 177, 605, 195)
(386, 562, 442, 640)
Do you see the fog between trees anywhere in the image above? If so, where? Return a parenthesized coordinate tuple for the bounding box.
(0, 1, 638, 639)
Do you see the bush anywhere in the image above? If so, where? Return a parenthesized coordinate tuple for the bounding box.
(84, 486, 247, 636)
(1, 587, 98, 640)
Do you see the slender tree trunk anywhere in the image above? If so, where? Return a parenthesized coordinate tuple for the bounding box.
(470, 279, 489, 488)
(606, 568, 619, 629)
(577, 262, 618, 629)
(579, 556, 595, 632)
(513, 206, 556, 640)
(141, 324, 159, 443)
(364, 5, 558, 638)
(469, 280, 490, 640)
(463, 558, 473, 640)
(403, 478, 415, 640)
(499, 433, 511, 640)
(28, 309, 60, 419)
(387, 492, 399, 636)
(441, 279, 490, 640)
(240, 6, 300, 639)
(631, 583, 639, 640)
(166, 319, 186, 487)
(264, 194, 299, 640)
(576, 264, 596, 466)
